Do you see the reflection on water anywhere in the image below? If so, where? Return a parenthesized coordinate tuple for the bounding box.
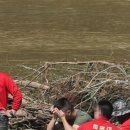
(0, 0, 130, 68)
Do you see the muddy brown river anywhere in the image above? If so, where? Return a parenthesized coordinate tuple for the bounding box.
(0, 0, 130, 70)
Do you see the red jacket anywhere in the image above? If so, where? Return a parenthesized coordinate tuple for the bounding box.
(78, 118, 120, 130)
(0, 72, 22, 111)
(120, 118, 130, 130)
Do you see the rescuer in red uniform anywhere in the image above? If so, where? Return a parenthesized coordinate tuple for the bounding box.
(78, 100, 120, 130)
(0, 71, 22, 130)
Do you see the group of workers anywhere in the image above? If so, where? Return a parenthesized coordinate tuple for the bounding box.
(0, 71, 129, 130)
(47, 98, 130, 130)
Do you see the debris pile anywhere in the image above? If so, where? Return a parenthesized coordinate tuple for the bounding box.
(9, 61, 130, 130)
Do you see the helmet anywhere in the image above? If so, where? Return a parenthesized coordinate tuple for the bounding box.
(112, 99, 130, 117)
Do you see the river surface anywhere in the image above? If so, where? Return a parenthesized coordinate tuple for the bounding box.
(0, 0, 130, 70)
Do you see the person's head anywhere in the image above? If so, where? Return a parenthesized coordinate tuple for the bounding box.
(53, 97, 74, 119)
(94, 100, 113, 120)
(112, 99, 130, 124)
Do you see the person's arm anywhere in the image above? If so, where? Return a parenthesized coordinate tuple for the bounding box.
(73, 125, 80, 130)
(77, 125, 85, 130)
(54, 108, 77, 130)
(47, 116, 57, 130)
(5, 73, 22, 112)
(61, 116, 79, 130)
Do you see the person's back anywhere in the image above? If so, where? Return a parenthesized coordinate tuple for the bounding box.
(0, 71, 22, 110)
(78, 100, 119, 130)
(78, 118, 119, 130)
(74, 110, 92, 126)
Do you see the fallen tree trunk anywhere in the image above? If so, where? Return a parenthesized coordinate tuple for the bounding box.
(14, 80, 50, 90)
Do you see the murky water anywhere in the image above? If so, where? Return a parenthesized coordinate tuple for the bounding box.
(0, 0, 130, 69)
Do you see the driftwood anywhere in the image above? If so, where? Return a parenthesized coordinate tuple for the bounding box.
(15, 109, 28, 117)
(14, 80, 50, 90)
